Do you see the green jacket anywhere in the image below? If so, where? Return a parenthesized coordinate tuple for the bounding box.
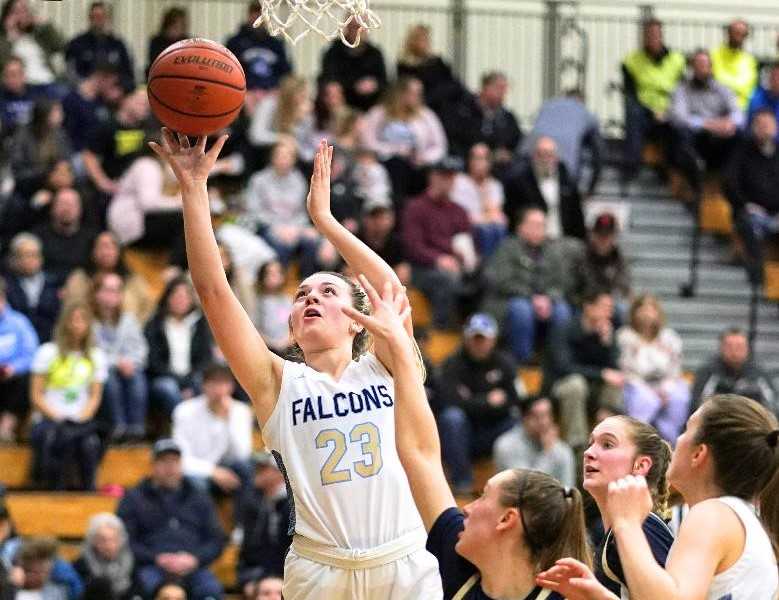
(0, 23, 66, 76)
(711, 44, 758, 110)
(623, 47, 686, 114)
(481, 236, 571, 325)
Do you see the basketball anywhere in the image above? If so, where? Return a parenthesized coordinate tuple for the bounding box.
(147, 38, 246, 136)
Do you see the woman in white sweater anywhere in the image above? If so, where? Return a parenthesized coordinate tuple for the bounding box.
(617, 294, 690, 444)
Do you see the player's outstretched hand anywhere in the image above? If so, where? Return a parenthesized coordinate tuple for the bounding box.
(342, 274, 410, 350)
(307, 139, 334, 224)
(537, 558, 619, 600)
(606, 474, 653, 531)
(149, 127, 228, 189)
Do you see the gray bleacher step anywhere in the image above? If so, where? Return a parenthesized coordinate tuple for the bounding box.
(672, 321, 779, 338)
(624, 246, 724, 263)
(622, 231, 720, 250)
(630, 212, 693, 231)
(643, 282, 765, 302)
(661, 298, 778, 318)
(632, 264, 749, 284)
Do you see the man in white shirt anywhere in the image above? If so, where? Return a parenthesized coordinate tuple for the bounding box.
(172, 363, 254, 501)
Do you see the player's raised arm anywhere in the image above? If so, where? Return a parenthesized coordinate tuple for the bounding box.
(307, 141, 412, 347)
(150, 129, 283, 424)
(343, 276, 454, 531)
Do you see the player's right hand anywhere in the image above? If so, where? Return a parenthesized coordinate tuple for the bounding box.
(149, 127, 228, 189)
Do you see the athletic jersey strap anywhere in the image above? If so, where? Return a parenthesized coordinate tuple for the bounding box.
(452, 575, 480, 600)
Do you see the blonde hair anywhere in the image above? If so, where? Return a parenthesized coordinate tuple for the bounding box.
(275, 75, 309, 134)
(382, 77, 421, 121)
(399, 24, 431, 65)
(629, 293, 666, 340)
(53, 301, 95, 357)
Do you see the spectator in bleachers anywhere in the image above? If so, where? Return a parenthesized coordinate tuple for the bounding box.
(396, 24, 462, 115)
(711, 19, 758, 111)
(320, 19, 387, 112)
(0, 56, 39, 133)
(312, 80, 351, 140)
(0, 560, 13, 600)
(569, 212, 632, 318)
(82, 87, 152, 197)
(492, 395, 576, 488)
(0, 0, 65, 89)
(503, 136, 586, 238)
(441, 71, 522, 172)
(107, 150, 185, 250)
(61, 63, 120, 152)
(692, 327, 777, 416)
(621, 18, 686, 185)
(62, 231, 153, 324)
(437, 313, 520, 493)
(522, 90, 604, 196)
(172, 363, 253, 503)
(0, 506, 84, 600)
(154, 583, 187, 600)
(0, 275, 38, 442)
(146, 7, 189, 78)
(3, 232, 61, 342)
(724, 108, 779, 284)
(747, 61, 779, 135)
(481, 207, 571, 362)
(8, 100, 72, 200)
(72, 513, 136, 600)
(450, 142, 507, 257)
(117, 439, 225, 600)
(247, 75, 316, 162)
(237, 452, 291, 593)
(326, 146, 361, 229)
(65, 2, 134, 90)
(144, 276, 214, 416)
(357, 195, 410, 286)
(248, 576, 282, 600)
(669, 49, 743, 194)
(253, 259, 292, 354)
(543, 289, 623, 449)
(217, 241, 256, 320)
(352, 147, 393, 208)
(11, 537, 69, 600)
(31, 188, 97, 279)
(402, 157, 475, 329)
(360, 76, 448, 201)
(91, 272, 148, 443)
(226, 1, 292, 92)
(244, 139, 336, 276)
(617, 294, 690, 443)
(30, 301, 106, 490)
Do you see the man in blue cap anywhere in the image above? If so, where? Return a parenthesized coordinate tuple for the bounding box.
(436, 313, 522, 494)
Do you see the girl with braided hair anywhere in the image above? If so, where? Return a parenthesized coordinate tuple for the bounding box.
(539, 395, 779, 600)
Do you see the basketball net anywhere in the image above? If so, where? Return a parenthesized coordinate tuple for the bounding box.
(253, 0, 380, 47)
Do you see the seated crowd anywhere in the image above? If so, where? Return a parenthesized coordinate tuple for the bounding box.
(1, 0, 778, 598)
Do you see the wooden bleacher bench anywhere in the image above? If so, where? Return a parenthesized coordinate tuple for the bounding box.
(0, 445, 152, 490)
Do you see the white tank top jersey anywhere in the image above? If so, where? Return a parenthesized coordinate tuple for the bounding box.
(261, 353, 426, 550)
(706, 496, 778, 600)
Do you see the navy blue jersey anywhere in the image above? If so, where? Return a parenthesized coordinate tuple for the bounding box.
(594, 512, 674, 596)
(427, 507, 564, 600)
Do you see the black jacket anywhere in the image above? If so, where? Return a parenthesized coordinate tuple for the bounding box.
(502, 159, 586, 238)
(440, 92, 523, 159)
(2, 271, 62, 342)
(65, 30, 134, 88)
(116, 477, 225, 567)
(226, 25, 292, 91)
(396, 56, 464, 114)
(692, 356, 777, 415)
(724, 137, 779, 215)
(238, 486, 292, 582)
(439, 347, 520, 427)
(320, 41, 387, 111)
(143, 312, 213, 379)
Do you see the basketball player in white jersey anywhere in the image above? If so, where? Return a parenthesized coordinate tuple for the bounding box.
(150, 130, 442, 599)
(537, 393, 779, 600)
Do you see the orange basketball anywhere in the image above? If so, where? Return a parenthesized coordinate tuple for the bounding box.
(147, 38, 246, 136)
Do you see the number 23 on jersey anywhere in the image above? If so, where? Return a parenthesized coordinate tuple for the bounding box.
(316, 422, 383, 485)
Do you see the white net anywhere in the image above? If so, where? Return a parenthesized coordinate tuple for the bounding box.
(253, 0, 380, 47)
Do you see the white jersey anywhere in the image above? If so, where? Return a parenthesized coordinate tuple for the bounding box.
(707, 496, 778, 600)
(262, 353, 426, 549)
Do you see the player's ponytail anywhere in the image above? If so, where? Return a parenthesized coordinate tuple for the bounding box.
(616, 416, 672, 519)
(498, 469, 592, 572)
(695, 394, 779, 557)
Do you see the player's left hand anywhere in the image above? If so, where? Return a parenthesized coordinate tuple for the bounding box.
(537, 558, 619, 600)
(307, 139, 334, 224)
(342, 275, 411, 350)
(606, 474, 653, 530)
